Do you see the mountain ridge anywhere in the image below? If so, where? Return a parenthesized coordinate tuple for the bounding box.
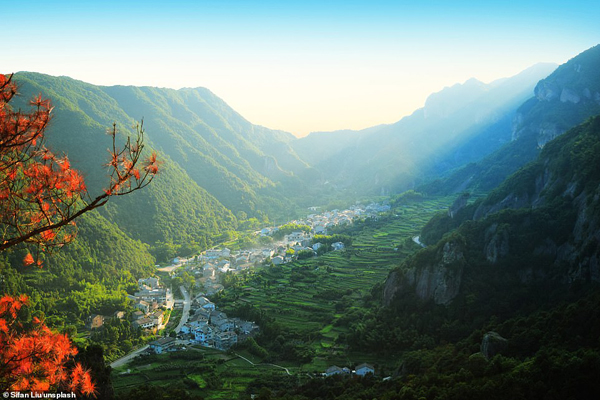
(290, 62, 557, 195)
(423, 45, 600, 195)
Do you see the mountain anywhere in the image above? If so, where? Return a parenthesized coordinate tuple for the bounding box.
(387, 116, 600, 309)
(218, 115, 600, 400)
(10, 73, 311, 249)
(424, 44, 600, 195)
(327, 116, 600, 400)
(290, 63, 557, 195)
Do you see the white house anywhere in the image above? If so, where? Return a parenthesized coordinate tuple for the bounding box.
(181, 314, 208, 334)
(131, 310, 144, 320)
(149, 337, 176, 354)
(214, 330, 238, 350)
(212, 318, 234, 332)
(205, 249, 221, 258)
(132, 317, 155, 330)
(193, 325, 213, 345)
(197, 297, 216, 311)
(314, 225, 327, 235)
(234, 319, 259, 335)
(218, 264, 232, 273)
(331, 242, 345, 251)
(134, 300, 150, 314)
(262, 249, 274, 258)
(312, 243, 323, 251)
(355, 363, 375, 376)
(286, 231, 306, 244)
(138, 277, 160, 289)
(272, 256, 284, 265)
(150, 309, 164, 326)
(292, 244, 304, 252)
(325, 365, 344, 376)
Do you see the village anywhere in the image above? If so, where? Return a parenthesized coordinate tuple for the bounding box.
(103, 202, 390, 365)
(164, 202, 391, 296)
(85, 277, 175, 333)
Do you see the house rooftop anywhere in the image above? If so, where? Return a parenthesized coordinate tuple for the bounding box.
(150, 337, 176, 346)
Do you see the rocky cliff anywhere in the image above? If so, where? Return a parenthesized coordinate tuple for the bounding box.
(512, 45, 600, 148)
(384, 238, 466, 305)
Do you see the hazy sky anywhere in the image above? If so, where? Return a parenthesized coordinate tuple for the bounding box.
(3, 0, 599, 136)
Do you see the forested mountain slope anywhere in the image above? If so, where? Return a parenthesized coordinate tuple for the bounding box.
(388, 114, 600, 309)
(353, 115, 600, 399)
(11, 73, 311, 249)
(245, 115, 600, 400)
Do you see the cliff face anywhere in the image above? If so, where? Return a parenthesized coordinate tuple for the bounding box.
(484, 223, 510, 263)
(511, 45, 600, 148)
(384, 239, 465, 306)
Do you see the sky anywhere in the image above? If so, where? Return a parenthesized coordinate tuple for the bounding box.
(3, 0, 600, 136)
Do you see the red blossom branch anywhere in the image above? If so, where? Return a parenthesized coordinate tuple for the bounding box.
(0, 73, 160, 258)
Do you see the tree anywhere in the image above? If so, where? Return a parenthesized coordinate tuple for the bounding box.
(0, 73, 159, 395)
(0, 73, 159, 263)
(0, 295, 95, 395)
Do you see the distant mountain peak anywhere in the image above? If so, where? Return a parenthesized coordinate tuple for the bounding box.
(464, 77, 485, 86)
(424, 78, 487, 119)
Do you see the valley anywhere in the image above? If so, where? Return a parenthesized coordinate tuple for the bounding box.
(2, 40, 600, 400)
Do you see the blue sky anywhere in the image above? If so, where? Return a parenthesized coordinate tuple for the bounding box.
(3, 0, 599, 135)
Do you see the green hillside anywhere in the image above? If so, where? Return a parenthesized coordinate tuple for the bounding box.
(0, 209, 155, 326)
(11, 72, 311, 249)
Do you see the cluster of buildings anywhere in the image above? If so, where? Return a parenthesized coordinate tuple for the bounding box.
(159, 202, 391, 300)
(258, 203, 391, 264)
(85, 277, 174, 333)
(293, 203, 390, 235)
(129, 277, 175, 331)
(178, 295, 259, 350)
(325, 363, 375, 377)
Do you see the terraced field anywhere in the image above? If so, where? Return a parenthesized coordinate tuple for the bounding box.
(218, 196, 454, 372)
(112, 347, 293, 398)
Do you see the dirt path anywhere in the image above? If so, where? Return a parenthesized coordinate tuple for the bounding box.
(234, 353, 292, 375)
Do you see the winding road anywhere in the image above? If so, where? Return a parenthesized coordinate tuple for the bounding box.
(175, 285, 191, 333)
(110, 345, 149, 369)
(110, 286, 191, 368)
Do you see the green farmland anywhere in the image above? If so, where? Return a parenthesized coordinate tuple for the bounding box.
(216, 196, 454, 371)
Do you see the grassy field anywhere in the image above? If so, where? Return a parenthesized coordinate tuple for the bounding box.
(111, 196, 454, 398)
